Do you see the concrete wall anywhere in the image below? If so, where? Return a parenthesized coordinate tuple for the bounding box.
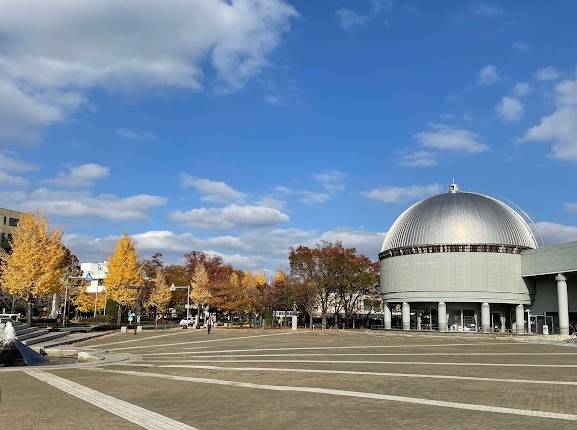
(530, 274, 577, 313)
(381, 252, 530, 304)
(522, 242, 577, 276)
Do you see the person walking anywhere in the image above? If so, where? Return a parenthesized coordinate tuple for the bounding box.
(207, 314, 213, 335)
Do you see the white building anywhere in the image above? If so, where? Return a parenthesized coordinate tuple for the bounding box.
(80, 261, 108, 294)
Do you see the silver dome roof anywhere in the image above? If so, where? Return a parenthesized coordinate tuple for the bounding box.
(382, 185, 537, 252)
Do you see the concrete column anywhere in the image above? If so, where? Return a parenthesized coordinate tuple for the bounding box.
(556, 273, 569, 336)
(481, 302, 491, 333)
(402, 302, 411, 331)
(438, 302, 447, 332)
(416, 312, 422, 330)
(383, 302, 392, 330)
(500, 314, 506, 333)
(515, 304, 525, 334)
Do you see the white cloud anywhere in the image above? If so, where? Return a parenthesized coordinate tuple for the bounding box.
(0, 0, 297, 142)
(511, 41, 530, 53)
(44, 163, 110, 188)
(523, 79, 577, 161)
(0, 79, 85, 142)
(336, 0, 392, 32)
(65, 226, 385, 275)
(117, 128, 157, 140)
(170, 204, 289, 230)
(512, 82, 531, 97)
(1, 188, 165, 220)
(414, 124, 488, 153)
(263, 94, 283, 105)
(495, 96, 524, 123)
(273, 171, 346, 206)
(256, 195, 286, 211)
(400, 151, 437, 167)
(0, 170, 28, 187)
(299, 191, 332, 205)
(565, 203, 577, 213)
(534, 222, 577, 246)
(470, 3, 505, 17)
(180, 174, 247, 204)
(314, 228, 386, 258)
(314, 170, 346, 192)
(478, 65, 500, 85)
(335, 9, 369, 32)
(535, 66, 561, 81)
(0, 151, 36, 173)
(363, 184, 442, 203)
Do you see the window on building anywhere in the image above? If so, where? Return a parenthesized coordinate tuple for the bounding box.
(8, 218, 18, 227)
(3, 216, 6, 225)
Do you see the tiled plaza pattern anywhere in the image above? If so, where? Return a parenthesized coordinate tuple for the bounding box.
(2, 329, 577, 429)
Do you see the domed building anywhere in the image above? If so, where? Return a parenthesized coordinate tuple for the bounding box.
(380, 183, 577, 336)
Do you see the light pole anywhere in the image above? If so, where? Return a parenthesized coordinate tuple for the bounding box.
(170, 283, 191, 320)
(93, 256, 101, 318)
(61, 273, 88, 327)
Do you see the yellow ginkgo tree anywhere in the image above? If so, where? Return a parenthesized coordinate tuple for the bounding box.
(74, 288, 106, 314)
(1, 212, 67, 324)
(190, 262, 211, 326)
(146, 269, 172, 324)
(105, 234, 142, 324)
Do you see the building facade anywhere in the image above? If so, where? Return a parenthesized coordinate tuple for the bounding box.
(80, 261, 108, 294)
(0, 208, 22, 252)
(379, 183, 577, 335)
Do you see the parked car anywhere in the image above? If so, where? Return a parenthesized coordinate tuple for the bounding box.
(179, 318, 195, 328)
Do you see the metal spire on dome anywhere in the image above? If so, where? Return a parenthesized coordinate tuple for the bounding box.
(449, 179, 459, 193)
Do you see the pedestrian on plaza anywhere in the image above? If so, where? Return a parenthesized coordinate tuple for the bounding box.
(207, 314, 213, 335)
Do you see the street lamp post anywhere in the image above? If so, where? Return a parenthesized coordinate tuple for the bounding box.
(93, 256, 101, 318)
(61, 274, 88, 328)
(127, 284, 150, 335)
(170, 283, 191, 321)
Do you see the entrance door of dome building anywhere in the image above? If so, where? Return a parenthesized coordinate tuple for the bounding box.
(410, 305, 438, 330)
(446, 304, 479, 332)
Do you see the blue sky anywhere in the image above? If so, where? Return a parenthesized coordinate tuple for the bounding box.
(1, 0, 577, 273)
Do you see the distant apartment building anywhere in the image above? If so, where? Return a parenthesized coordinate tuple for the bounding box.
(0, 208, 23, 252)
(80, 261, 108, 294)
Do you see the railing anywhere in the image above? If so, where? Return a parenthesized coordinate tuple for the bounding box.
(0, 313, 21, 321)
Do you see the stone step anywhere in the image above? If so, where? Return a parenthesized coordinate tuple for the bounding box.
(23, 331, 68, 346)
(14, 326, 38, 336)
(17, 329, 49, 341)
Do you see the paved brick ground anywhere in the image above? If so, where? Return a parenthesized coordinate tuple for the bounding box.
(3, 329, 577, 429)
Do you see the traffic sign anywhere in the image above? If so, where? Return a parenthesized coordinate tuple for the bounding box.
(85, 272, 93, 282)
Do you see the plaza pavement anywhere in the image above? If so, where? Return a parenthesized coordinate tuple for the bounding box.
(2, 328, 577, 429)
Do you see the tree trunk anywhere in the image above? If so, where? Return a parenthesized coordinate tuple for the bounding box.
(117, 304, 123, 325)
(321, 312, 327, 329)
(308, 308, 313, 329)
